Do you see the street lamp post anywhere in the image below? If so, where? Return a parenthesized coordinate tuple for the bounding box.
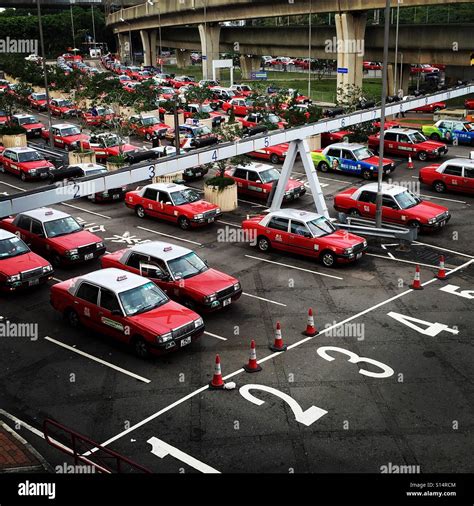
(375, 0, 392, 229)
(393, 0, 401, 95)
(70, 1, 75, 49)
(36, 0, 54, 148)
(120, 17, 133, 65)
(308, 0, 312, 99)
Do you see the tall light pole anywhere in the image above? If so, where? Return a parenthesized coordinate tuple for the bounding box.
(120, 17, 133, 65)
(91, 4, 96, 46)
(393, 0, 401, 95)
(308, 0, 312, 99)
(36, 0, 54, 148)
(375, 0, 392, 229)
(70, 1, 76, 49)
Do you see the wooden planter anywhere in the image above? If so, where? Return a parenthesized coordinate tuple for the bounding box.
(68, 150, 96, 165)
(164, 113, 184, 129)
(306, 134, 321, 151)
(152, 171, 183, 184)
(204, 183, 238, 212)
(1, 134, 27, 148)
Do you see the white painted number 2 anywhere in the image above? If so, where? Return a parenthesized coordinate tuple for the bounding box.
(239, 384, 328, 427)
(387, 312, 459, 337)
(317, 346, 394, 379)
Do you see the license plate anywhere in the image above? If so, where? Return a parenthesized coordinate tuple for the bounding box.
(223, 298, 231, 307)
(84, 253, 94, 260)
(40, 173, 48, 178)
(28, 278, 40, 286)
(112, 194, 120, 199)
(195, 172, 202, 177)
(356, 252, 362, 259)
(207, 217, 214, 223)
(180, 336, 191, 347)
(440, 221, 445, 227)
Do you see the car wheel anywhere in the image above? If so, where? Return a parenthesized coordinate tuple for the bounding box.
(430, 133, 440, 141)
(408, 220, 421, 230)
(65, 309, 80, 328)
(362, 170, 372, 180)
(178, 216, 191, 230)
(270, 153, 280, 165)
(51, 254, 62, 267)
(321, 251, 336, 268)
(135, 205, 146, 219)
(20, 171, 27, 182)
(417, 151, 427, 161)
(257, 236, 271, 252)
(433, 181, 446, 193)
(318, 161, 330, 173)
(132, 336, 150, 359)
(349, 208, 360, 217)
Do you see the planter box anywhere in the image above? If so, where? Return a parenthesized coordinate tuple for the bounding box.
(1, 134, 27, 148)
(106, 161, 126, 172)
(204, 183, 238, 212)
(153, 171, 183, 184)
(433, 109, 463, 121)
(164, 113, 184, 129)
(68, 150, 96, 165)
(200, 117, 214, 131)
(306, 134, 321, 151)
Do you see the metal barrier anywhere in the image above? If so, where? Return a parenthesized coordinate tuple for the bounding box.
(43, 418, 151, 473)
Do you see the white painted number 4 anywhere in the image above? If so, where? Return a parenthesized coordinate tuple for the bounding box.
(387, 312, 459, 337)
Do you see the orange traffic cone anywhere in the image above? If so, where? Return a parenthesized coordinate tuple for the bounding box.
(303, 308, 318, 336)
(407, 155, 414, 169)
(209, 354, 225, 389)
(269, 322, 287, 352)
(436, 255, 447, 280)
(410, 265, 424, 290)
(244, 339, 262, 373)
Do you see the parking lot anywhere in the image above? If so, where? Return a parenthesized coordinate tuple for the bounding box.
(0, 109, 473, 475)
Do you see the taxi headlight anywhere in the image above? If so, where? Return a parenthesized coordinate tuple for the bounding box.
(194, 317, 203, 328)
(344, 247, 353, 255)
(157, 332, 172, 343)
(234, 282, 240, 290)
(204, 293, 217, 303)
(66, 248, 78, 256)
(428, 217, 437, 224)
(96, 242, 104, 248)
(42, 265, 53, 273)
(215, 208, 221, 214)
(194, 213, 204, 220)
(30, 169, 37, 174)
(363, 240, 368, 247)
(7, 274, 21, 283)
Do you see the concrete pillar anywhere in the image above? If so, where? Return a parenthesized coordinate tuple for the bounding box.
(176, 49, 190, 69)
(239, 55, 261, 80)
(140, 30, 151, 67)
(399, 64, 411, 95)
(198, 23, 221, 80)
(149, 30, 157, 67)
(335, 12, 367, 97)
(387, 63, 394, 97)
(117, 32, 128, 62)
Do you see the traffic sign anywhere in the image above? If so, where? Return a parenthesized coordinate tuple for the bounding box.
(251, 71, 268, 80)
(337, 67, 349, 74)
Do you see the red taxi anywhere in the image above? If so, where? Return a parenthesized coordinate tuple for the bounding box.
(321, 130, 352, 147)
(225, 163, 305, 201)
(48, 98, 79, 117)
(238, 113, 287, 131)
(126, 114, 170, 140)
(27, 92, 48, 111)
(50, 267, 205, 358)
(0, 229, 53, 292)
(419, 158, 474, 194)
(334, 183, 451, 231)
(169, 76, 198, 89)
(0, 208, 106, 267)
(126, 183, 222, 230)
(242, 209, 367, 267)
(81, 106, 115, 127)
(221, 97, 253, 116)
(0, 147, 54, 181)
(368, 128, 448, 161)
(413, 101, 446, 113)
(101, 241, 242, 312)
(8, 114, 44, 137)
(41, 123, 90, 150)
(89, 133, 139, 162)
(248, 143, 289, 165)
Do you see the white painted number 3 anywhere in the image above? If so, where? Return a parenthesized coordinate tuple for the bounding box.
(387, 312, 459, 337)
(317, 346, 394, 379)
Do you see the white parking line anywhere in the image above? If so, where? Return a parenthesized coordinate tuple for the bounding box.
(243, 292, 287, 307)
(0, 180, 26, 191)
(136, 226, 203, 246)
(419, 194, 466, 204)
(245, 254, 343, 280)
(412, 241, 474, 259)
(61, 203, 112, 220)
(90, 256, 474, 454)
(366, 253, 453, 270)
(237, 198, 269, 208)
(216, 219, 241, 228)
(44, 336, 151, 383)
(204, 331, 227, 341)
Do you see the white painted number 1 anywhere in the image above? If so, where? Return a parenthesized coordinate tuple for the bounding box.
(387, 312, 459, 337)
(239, 384, 328, 427)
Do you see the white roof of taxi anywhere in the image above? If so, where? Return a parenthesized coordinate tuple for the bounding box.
(4, 146, 36, 153)
(77, 267, 147, 293)
(124, 241, 191, 262)
(140, 182, 189, 193)
(440, 158, 474, 167)
(70, 163, 107, 171)
(19, 207, 71, 223)
(325, 142, 365, 150)
(355, 183, 408, 196)
(385, 127, 418, 134)
(265, 209, 323, 222)
(236, 162, 275, 172)
(53, 123, 77, 129)
(12, 113, 37, 119)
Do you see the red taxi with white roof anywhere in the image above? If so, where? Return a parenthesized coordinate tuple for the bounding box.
(126, 114, 170, 140)
(48, 98, 79, 117)
(41, 123, 90, 150)
(27, 92, 48, 110)
(248, 143, 289, 164)
(0, 229, 53, 292)
(242, 209, 367, 267)
(8, 114, 45, 137)
(81, 106, 115, 127)
(125, 183, 222, 230)
(221, 97, 253, 116)
(50, 267, 205, 359)
(0, 147, 54, 181)
(0, 208, 106, 266)
(419, 158, 474, 194)
(101, 241, 242, 312)
(89, 133, 139, 162)
(225, 163, 306, 201)
(334, 183, 451, 231)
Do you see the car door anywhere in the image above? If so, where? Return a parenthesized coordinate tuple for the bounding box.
(325, 148, 341, 171)
(441, 164, 463, 191)
(265, 216, 290, 251)
(287, 220, 314, 257)
(356, 190, 377, 217)
(51, 127, 63, 148)
(14, 215, 33, 244)
(29, 219, 49, 256)
(97, 288, 129, 343)
(141, 187, 160, 217)
(143, 257, 175, 295)
(157, 190, 176, 222)
(381, 195, 400, 224)
(339, 149, 358, 175)
(246, 169, 265, 197)
(453, 122, 469, 145)
(232, 168, 248, 194)
(395, 133, 415, 157)
(462, 166, 474, 194)
(2, 150, 14, 174)
(383, 132, 398, 155)
(74, 282, 101, 330)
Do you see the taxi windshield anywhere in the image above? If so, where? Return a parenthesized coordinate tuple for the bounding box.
(353, 147, 374, 160)
(394, 190, 421, 210)
(267, 114, 280, 123)
(18, 116, 37, 125)
(459, 122, 473, 131)
(61, 126, 81, 136)
(168, 252, 207, 280)
(100, 135, 123, 147)
(199, 104, 213, 113)
(141, 116, 159, 126)
(18, 151, 43, 162)
(34, 94, 46, 101)
(44, 216, 82, 238)
(56, 100, 73, 107)
(408, 132, 426, 143)
(0, 236, 29, 259)
(119, 281, 168, 316)
(194, 126, 211, 136)
(306, 216, 336, 237)
(259, 168, 280, 183)
(170, 189, 201, 205)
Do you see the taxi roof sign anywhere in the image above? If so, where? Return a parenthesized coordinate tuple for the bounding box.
(117, 275, 127, 281)
(163, 246, 172, 252)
